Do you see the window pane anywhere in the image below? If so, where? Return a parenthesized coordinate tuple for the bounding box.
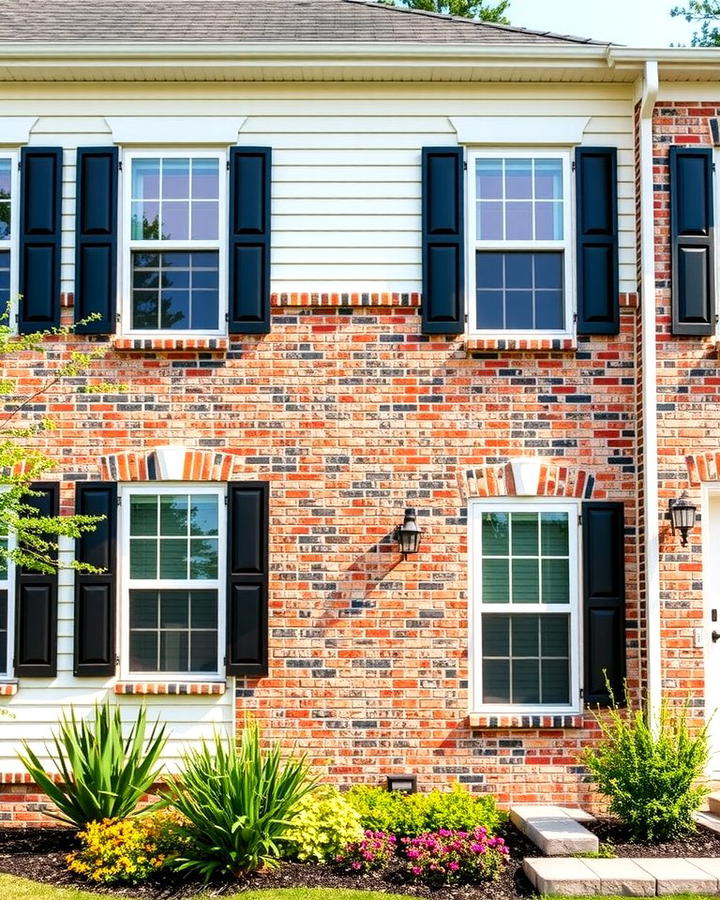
(192, 158, 220, 200)
(535, 158, 563, 200)
(131, 201, 160, 240)
(483, 558, 509, 604)
(481, 512, 508, 555)
(190, 539, 218, 579)
(192, 201, 219, 241)
(476, 158, 503, 199)
(482, 614, 509, 657)
(159, 540, 188, 579)
(512, 659, 540, 703)
(482, 659, 510, 703)
(190, 631, 218, 672)
(536, 291, 564, 330)
(475, 252, 564, 332)
(130, 590, 157, 629)
(0, 159, 10, 240)
(160, 495, 188, 536)
(541, 615, 569, 657)
(0, 589, 7, 675)
(506, 202, 533, 240)
(0, 250, 9, 310)
(541, 513, 569, 556)
(190, 590, 218, 628)
(162, 158, 190, 200)
(160, 631, 189, 672)
(512, 615, 539, 656)
(512, 558, 539, 604)
(478, 202, 503, 241)
(132, 158, 160, 199)
(506, 290, 534, 329)
(505, 159, 532, 199)
(535, 201, 563, 240)
(535, 253, 563, 289)
(130, 495, 157, 536)
(511, 512, 538, 555)
(476, 290, 504, 329)
(506, 253, 532, 289)
(130, 631, 157, 671)
(542, 558, 570, 604)
(190, 495, 219, 536)
(160, 590, 189, 628)
(132, 251, 219, 331)
(476, 253, 503, 289)
(130, 539, 157, 579)
(542, 659, 570, 704)
(162, 201, 189, 241)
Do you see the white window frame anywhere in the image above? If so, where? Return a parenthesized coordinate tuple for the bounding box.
(118, 483, 226, 681)
(120, 149, 227, 338)
(468, 498, 582, 715)
(467, 149, 575, 340)
(0, 525, 15, 680)
(0, 150, 19, 330)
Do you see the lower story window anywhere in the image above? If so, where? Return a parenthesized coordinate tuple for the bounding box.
(0, 524, 10, 676)
(131, 251, 219, 331)
(471, 501, 579, 712)
(476, 251, 564, 331)
(122, 486, 225, 678)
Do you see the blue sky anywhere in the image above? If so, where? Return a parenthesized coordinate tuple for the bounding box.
(507, 0, 695, 46)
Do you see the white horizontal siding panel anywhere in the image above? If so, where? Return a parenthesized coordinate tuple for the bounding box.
(273, 231, 418, 248)
(273, 198, 420, 215)
(273, 165, 418, 183)
(273, 247, 418, 265)
(242, 116, 454, 133)
(273, 215, 421, 232)
(273, 182, 419, 199)
(273, 264, 420, 280)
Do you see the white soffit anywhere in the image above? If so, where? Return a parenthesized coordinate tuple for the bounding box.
(107, 117, 247, 145)
(0, 117, 37, 145)
(449, 116, 590, 145)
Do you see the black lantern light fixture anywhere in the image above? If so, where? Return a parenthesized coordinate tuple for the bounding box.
(668, 491, 697, 547)
(394, 507, 422, 559)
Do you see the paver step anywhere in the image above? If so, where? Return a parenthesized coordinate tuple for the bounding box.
(695, 809, 720, 834)
(524, 857, 720, 896)
(510, 804, 599, 856)
(708, 792, 720, 817)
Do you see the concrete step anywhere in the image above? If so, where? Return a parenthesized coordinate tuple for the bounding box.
(524, 856, 720, 896)
(510, 804, 599, 856)
(695, 809, 720, 834)
(708, 792, 720, 816)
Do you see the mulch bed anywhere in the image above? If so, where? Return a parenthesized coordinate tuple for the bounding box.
(0, 823, 537, 900)
(586, 816, 720, 858)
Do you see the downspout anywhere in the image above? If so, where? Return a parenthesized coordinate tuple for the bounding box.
(639, 60, 661, 719)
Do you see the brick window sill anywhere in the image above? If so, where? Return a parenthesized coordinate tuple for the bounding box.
(468, 713, 584, 729)
(114, 681, 227, 696)
(0, 682, 18, 697)
(465, 338, 577, 354)
(111, 337, 228, 353)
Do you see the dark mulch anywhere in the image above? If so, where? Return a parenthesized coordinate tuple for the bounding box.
(586, 816, 720, 858)
(0, 824, 537, 900)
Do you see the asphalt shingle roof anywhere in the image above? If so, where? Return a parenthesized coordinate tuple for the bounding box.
(0, 0, 604, 45)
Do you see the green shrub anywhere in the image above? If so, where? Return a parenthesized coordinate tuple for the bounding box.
(282, 785, 364, 862)
(583, 688, 709, 842)
(345, 784, 503, 838)
(66, 810, 188, 884)
(163, 718, 316, 879)
(18, 701, 167, 827)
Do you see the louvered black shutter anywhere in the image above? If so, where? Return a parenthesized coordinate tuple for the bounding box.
(226, 481, 268, 676)
(14, 483, 59, 677)
(576, 147, 619, 335)
(582, 501, 626, 706)
(670, 146, 715, 336)
(228, 148, 271, 334)
(18, 148, 62, 334)
(75, 148, 118, 334)
(74, 483, 117, 676)
(421, 147, 465, 335)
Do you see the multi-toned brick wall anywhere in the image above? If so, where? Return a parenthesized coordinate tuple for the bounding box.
(651, 101, 718, 722)
(0, 285, 641, 821)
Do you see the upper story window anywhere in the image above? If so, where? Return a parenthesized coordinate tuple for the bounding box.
(123, 152, 226, 335)
(0, 155, 16, 315)
(121, 485, 225, 678)
(470, 500, 580, 713)
(469, 151, 573, 337)
(0, 523, 12, 677)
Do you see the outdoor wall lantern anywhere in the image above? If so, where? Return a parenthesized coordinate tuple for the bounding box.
(668, 492, 697, 547)
(394, 507, 422, 558)
(386, 774, 417, 794)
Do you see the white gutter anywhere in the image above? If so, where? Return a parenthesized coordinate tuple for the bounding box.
(638, 60, 662, 721)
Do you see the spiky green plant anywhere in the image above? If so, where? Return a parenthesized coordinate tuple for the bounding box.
(163, 718, 316, 879)
(18, 701, 167, 827)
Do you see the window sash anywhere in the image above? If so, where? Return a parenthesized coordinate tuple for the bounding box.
(120, 484, 226, 680)
(468, 149, 574, 338)
(0, 152, 18, 330)
(0, 524, 15, 678)
(121, 150, 227, 337)
(469, 500, 581, 714)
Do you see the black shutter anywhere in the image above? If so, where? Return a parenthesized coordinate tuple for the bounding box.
(576, 147, 619, 335)
(18, 148, 63, 334)
(670, 146, 715, 336)
(228, 147, 271, 334)
(75, 148, 118, 334)
(582, 501, 626, 706)
(421, 147, 465, 335)
(74, 483, 117, 676)
(226, 481, 268, 676)
(14, 483, 59, 677)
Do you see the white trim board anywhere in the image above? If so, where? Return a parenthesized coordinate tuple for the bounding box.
(107, 117, 247, 145)
(450, 117, 590, 146)
(0, 118, 37, 145)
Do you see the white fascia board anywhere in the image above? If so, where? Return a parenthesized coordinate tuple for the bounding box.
(107, 117, 247, 145)
(451, 116, 589, 145)
(0, 117, 37, 145)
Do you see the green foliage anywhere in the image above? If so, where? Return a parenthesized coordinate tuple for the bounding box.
(17, 701, 167, 828)
(162, 718, 316, 879)
(66, 811, 189, 884)
(384, 0, 510, 21)
(583, 687, 709, 842)
(671, 1, 720, 45)
(345, 784, 504, 838)
(573, 843, 615, 859)
(282, 785, 364, 862)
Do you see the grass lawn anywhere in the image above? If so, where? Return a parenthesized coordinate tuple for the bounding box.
(0, 878, 413, 900)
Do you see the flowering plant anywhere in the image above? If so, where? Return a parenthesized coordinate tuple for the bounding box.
(335, 830, 397, 872)
(400, 827, 509, 885)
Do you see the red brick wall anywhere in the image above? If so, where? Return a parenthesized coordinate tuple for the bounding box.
(2, 288, 641, 818)
(651, 101, 718, 717)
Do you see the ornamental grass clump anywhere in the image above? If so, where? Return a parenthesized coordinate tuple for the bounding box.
(583, 686, 709, 842)
(162, 718, 316, 879)
(17, 701, 167, 827)
(400, 827, 509, 886)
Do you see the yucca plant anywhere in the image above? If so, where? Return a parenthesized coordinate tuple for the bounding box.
(163, 718, 316, 879)
(18, 701, 167, 827)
